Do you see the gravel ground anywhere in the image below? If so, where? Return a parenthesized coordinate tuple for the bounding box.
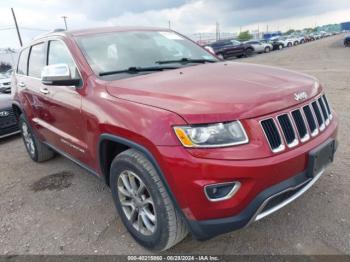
(0, 34, 349, 255)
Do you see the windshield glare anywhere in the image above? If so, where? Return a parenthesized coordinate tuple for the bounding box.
(76, 31, 216, 76)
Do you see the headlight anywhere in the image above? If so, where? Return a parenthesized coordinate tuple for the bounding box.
(174, 121, 249, 148)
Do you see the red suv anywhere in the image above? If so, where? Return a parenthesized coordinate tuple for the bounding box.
(12, 27, 338, 251)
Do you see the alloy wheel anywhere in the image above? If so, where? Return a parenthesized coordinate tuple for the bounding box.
(117, 170, 156, 236)
(21, 122, 35, 157)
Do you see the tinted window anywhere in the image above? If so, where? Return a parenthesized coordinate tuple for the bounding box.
(48, 40, 79, 79)
(17, 48, 29, 75)
(28, 43, 46, 78)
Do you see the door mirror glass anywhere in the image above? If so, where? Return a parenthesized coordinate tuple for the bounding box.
(41, 64, 80, 86)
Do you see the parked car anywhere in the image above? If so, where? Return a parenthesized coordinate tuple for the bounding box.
(0, 72, 12, 93)
(0, 84, 19, 139)
(12, 27, 338, 251)
(344, 35, 350, 47)
(208, 39, 254, 59)
(270, 38, 285, 50)
(244, 40, 273, 53)
(271, 36, 293, 47)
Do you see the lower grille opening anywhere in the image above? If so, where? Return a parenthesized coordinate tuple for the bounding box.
(260, 183, 308, 214)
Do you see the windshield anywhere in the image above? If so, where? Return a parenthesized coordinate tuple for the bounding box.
(76, 30, 217, 77)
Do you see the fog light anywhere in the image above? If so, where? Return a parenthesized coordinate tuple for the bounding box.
(204, 182, 241, 202)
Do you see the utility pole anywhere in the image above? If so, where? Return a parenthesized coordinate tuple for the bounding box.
(61, 16, 68, 30)
(11, 8, 22, 47)
(168, 20, 171, 29)
(216, 22, 220, 40)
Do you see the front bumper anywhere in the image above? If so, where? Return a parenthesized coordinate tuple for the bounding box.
(187, 157, 332, 240)
(0, 107, 20, 139)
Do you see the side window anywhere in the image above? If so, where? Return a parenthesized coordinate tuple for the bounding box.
(48, 40, 79, 79)
(28, 43, 46, 78)
(17, 48, 29, 75)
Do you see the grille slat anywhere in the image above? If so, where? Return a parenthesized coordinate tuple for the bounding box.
(318, 98, 329, 123)
(291, 110, 308, 140)
(261, 119, 283, 152)
(261, 94, 332, 153)
(311, 101, 324, 129)
(277, 114, 297, 146)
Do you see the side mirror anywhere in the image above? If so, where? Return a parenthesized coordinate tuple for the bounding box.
(41, 64, 81, 86)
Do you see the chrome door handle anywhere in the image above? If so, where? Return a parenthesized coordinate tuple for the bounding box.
(40, 87, 49, 94)
(18, 82, 26, 88)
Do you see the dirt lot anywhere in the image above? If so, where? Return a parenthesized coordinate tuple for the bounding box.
(0, 34, 349, 255)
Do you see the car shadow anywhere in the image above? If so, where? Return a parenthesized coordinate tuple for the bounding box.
(0, 133, 21, 145)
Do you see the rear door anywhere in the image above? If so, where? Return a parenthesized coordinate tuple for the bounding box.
(21, 42, 52, 141)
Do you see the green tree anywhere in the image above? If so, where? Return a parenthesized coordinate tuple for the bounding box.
(238, 31, 253, 41)
(284, 29, 295, 35)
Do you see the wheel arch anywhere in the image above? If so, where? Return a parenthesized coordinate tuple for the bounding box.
(98, 133, 190, 229)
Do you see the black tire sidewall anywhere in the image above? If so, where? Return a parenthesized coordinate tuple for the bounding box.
(110, 155, 171, 251)
(19, 115, 39, 161)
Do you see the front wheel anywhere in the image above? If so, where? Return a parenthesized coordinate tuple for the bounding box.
(217, 53, 224, 60)
(245, 48, 254, 57)
(264, 46, 271, 53)
(110, 149, 188, 251)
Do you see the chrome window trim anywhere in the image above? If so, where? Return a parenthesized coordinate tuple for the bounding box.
(14, 38, 84, 87)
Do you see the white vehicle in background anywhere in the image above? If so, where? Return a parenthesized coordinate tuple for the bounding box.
(271, 36, 294, 47)
(244, 40, 273, 53)
(0, 69, 12, 93)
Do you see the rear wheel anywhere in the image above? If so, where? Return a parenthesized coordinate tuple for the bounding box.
(287, 42, 292, 47)
(278, 44, 283, 50)
(345, 40, 350, 47)
(110, 149, 188, 251)
(19, 114, 55, 162)
(264, 46, 271, 53)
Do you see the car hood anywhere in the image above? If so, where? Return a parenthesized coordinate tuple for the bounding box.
(0, 93, 12, 109)
(105, 62, 321, 124)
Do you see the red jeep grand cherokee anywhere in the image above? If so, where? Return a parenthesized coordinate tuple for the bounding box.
(12, 27, 338, 251)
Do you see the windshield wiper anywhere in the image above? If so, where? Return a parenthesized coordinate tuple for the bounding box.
(99, 66, 179, 76)
(155, 58, 217, 65)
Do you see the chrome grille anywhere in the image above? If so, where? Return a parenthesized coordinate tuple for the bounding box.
(261, 94, 333, 153)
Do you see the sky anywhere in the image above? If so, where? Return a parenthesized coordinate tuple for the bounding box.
(1, 0, 350, 48)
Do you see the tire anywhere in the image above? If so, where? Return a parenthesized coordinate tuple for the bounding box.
(345, 40, 350, 47)
(19, 114, 55, 162)
(279, 44, 283, 50)
(110, 149, 188, 251)
(287, 42, 292, 47)
(245, 48, 253, 57)
(294, 41, 299, 46)
(264, 46, 271, 53)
